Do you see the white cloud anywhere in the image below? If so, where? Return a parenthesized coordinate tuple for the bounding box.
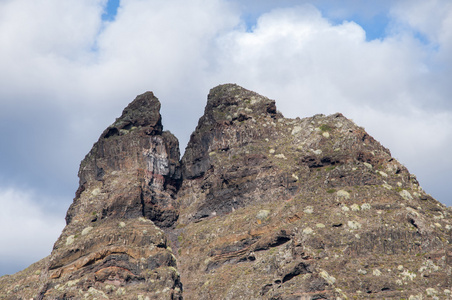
(0, 0, 105, 97)
(389, 0, 452, 110)
(390, 0, 452, 45)
(0, 187, 65, 275)
(213, 5, 428, 112)
(79, 0, 239, 96)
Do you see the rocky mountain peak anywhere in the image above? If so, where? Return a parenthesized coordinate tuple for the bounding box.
(101, 91, 163, 138)
(204, 84, 280, 123)
(182, 84, 281, 180)
(40, 92, 183, 299)
(1, 85, 451, 300)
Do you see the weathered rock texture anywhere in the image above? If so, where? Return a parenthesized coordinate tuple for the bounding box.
(1, 92, 183, 299)
(1, 84, 452, 300)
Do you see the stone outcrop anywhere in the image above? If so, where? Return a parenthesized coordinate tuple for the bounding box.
(1, 84, 451, 299)
(6, 92, 183, 299)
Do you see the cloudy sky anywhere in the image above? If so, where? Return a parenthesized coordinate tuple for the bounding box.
(1, 0, 451, 276)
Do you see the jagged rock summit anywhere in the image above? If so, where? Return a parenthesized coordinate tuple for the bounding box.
(1, 84, 451, 299)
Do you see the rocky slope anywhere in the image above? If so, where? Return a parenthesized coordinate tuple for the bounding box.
(1, 84, 451, 299)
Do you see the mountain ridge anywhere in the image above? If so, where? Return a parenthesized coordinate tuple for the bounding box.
(1, 84, 451, 299)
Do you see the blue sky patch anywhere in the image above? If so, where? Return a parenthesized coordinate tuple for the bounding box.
(352, 12, 390, 41)
(102, 0, 120, 21)
(325, 11, 390, 41)
(238, 4, 390, 41)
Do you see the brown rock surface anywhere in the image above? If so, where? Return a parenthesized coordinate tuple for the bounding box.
(1, 84, 451, 299)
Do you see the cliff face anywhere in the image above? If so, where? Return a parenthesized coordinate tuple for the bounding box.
(1, 84, 452, 300)
(44, 91, 182, 299)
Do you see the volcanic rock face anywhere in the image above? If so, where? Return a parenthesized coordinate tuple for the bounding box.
(41, 92, 182, 299)
(1, 84, 452, 299)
